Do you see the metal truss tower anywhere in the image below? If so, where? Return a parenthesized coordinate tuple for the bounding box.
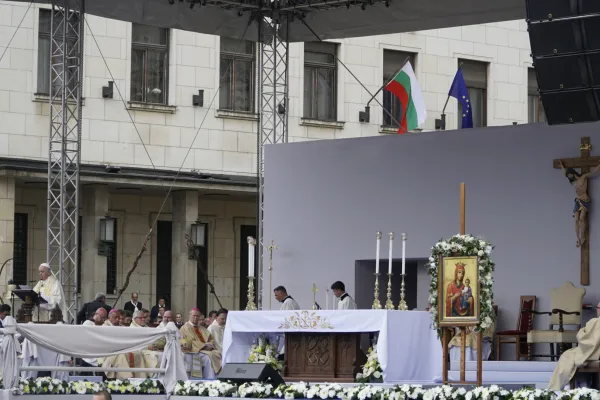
(256, 15, 289, 310)
(47, 0, 84, 323)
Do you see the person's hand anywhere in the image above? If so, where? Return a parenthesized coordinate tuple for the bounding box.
(202, 343, 214, 350)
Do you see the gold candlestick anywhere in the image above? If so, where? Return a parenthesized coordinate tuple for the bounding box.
(398, 274, 408, 310)
(311, 283, 319, 310)
(384, 273, 395, 310)
(246, 276, 257, 311)
(372, 273, 382, 309)
(266, 240, 278, 309)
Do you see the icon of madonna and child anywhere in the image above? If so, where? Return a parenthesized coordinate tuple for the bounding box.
(441, 257, 479, 323)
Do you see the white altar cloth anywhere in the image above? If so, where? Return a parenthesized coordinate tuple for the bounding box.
(223, 310, 441, 383)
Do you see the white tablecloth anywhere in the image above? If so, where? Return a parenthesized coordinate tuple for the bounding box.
(223, 310, 441, 383)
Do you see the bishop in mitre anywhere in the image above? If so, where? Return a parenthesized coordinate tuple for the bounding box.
(32, 263, 66, 322)
(179, 308, 222, 379)
(207, 309, 227, 352)
(331, 281, 357, 310)
(274, 286, 300, 310)
(548, 303, 600, 390)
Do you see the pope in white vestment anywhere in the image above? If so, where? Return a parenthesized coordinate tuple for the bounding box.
(32, 263, 66, 322)
(548, 307, 600, 390)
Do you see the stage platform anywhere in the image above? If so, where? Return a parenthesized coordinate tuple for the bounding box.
(448, 361, 556, 388)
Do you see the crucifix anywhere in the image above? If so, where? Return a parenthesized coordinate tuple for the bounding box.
(311, 283, 319, 310)
(266, 240, 278, 309)
(553, 137, 600, 286)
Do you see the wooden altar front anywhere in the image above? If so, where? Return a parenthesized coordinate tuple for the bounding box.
(284, 333, 367, 382)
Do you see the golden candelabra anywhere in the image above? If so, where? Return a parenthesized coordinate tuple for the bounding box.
(245, 276, 257, 311)
(266, 240, 278, 310)
(384, 273, 395, 310)
(398, 274, 408, 310)
(372, 273, 382, 309)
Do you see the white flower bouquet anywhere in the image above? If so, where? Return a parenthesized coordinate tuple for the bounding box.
(238, 382, 275, 398)
(248, 333, 284, 372)
(274, 382, 310, 399)
(356, 347, 383, 383)
(306, 383, 345, 399)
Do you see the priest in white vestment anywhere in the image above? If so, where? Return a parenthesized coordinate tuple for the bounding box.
(179, 308, 222, 378)
(32, 263, 66, 322)
(207, 309, 227, 352)
(548, 303, 600, 390)
(331, 281, 357, 310)
(274, 286, 300, 310)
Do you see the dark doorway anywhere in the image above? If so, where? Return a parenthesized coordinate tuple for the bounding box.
(196, 224, 209, 315)
(239, 225, 257, 310)
(354, 259, 422, 310)
(156, 221, 172, 305)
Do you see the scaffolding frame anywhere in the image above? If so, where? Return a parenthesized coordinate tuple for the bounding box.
(47, 0, 84, 323)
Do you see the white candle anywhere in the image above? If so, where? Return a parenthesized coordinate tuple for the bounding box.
(247, 237, 255, 277)
(326, 290, 329, 309)
(375, 231, 382, 274)
(388, 232, 394, 274)
(401, 233, 407, 275)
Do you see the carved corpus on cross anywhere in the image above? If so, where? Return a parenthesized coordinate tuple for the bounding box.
(553, 137, 600, 286)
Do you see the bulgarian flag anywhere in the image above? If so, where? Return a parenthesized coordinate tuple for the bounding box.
(384, 61, 427, 134)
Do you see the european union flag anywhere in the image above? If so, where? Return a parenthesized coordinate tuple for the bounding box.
(449, 68, 473, 129)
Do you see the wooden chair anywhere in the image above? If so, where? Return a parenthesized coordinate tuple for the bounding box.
(527, 282, 585, 361)
(495, 296, 536, 360)
(570, 360, 600, 389)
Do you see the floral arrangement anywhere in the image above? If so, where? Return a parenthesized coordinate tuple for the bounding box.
(248, 334, 284, 372)
(356, 347, 383, 383)
(0, 378, 163, 395)
(238, 382, 275, 398)
(427, 234, 496, 336)
(274, 382, 309, 399)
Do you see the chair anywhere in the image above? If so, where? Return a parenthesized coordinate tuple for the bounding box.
(527, 282, 586, 361)
(495, 296, 536, 360)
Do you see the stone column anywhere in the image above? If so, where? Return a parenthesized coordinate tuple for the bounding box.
(81, 185, 109, 302)
(171, 191, 198, 314)
(0, 176, 15, 299)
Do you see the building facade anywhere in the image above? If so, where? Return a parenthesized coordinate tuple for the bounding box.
(0, 0, 542, 315)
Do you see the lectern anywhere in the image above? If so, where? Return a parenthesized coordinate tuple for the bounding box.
(12, 289, 46, 322)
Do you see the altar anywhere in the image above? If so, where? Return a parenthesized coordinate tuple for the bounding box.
(222, 310, 442, 383)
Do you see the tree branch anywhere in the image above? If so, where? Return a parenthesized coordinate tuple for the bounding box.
(185, 234, 223, 310)
(113, 232, 151, 308)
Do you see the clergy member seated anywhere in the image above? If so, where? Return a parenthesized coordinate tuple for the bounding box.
(179, 308, 222, 379)
(274, 286, 300, 310)
(448, 321, 496, 362)
(207, 308, 227, 351)
(81, 308, 108, 377)
(32, 263, 65, 322)
(548, 302, 600, 390)
(104, 309, 121, 326)
(331, 281, 357, 310)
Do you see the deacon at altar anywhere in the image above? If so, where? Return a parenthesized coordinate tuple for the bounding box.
(207, 309, 227, 351)
(274, 286, 300, 310)
(179, 308, 222, 378)
(331, 281, 357, 310)
(32, 263, 66, 322)
(548, 303, 600, 390)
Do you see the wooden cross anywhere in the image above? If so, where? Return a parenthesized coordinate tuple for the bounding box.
(552, 137, 600, 286)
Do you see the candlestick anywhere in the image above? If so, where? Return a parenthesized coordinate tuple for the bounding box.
(398, 274, 408, 310)
(311, 283, 319, 310)
(247, 237, 256, 277)
(388, 232, 394, 274)
(384, 273, 395, 310)
(326, 289, 330, 310)
(372, 273, 382, 309)
(401, 233, 407, 275)
(266, 240, 278, 309)
(246, 276, 257, 311)
(375, 231, 382, 274)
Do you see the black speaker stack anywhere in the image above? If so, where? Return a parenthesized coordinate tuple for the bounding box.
(526, 0, 600, 125)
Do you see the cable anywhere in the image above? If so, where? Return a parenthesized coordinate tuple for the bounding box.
(298, 15, 403, 128)
(0, 2, 33, 65)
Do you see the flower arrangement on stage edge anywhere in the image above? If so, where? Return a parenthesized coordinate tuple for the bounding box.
(427, 233, 496, 337)
(3, 379, 600, 398)
(248, 333, 283, 372)
(356, 347, 383, 383)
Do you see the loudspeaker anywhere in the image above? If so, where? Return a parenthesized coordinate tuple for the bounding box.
(526, 0, 600, 125)
(218, 363, 285, 386)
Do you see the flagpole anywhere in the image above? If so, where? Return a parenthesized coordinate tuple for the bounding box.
(437, 63, 463, 131)
(366, 56, 412, 108)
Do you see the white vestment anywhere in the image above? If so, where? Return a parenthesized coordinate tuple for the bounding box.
(338, 293, 357, 310)
(32, 274, 65, 322)
(548, 317, 600, 390)
(207, 321, 225, 352)
(280, 296, 300, 311)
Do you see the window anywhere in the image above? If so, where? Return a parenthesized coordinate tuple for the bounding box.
(459, 59, 488, 128)
(37, 9, 79, 95)
(528, 68, 546, 123)
(383, 50, 415, 128)
(130, 24, 169, 105)
(219, 38, 255, 113)
(106, 219, 117, 295)
(12, 213, 28, 286)
(304, 42, 337, 121)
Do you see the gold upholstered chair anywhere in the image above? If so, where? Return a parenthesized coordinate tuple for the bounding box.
(527, 281, 586, 361)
